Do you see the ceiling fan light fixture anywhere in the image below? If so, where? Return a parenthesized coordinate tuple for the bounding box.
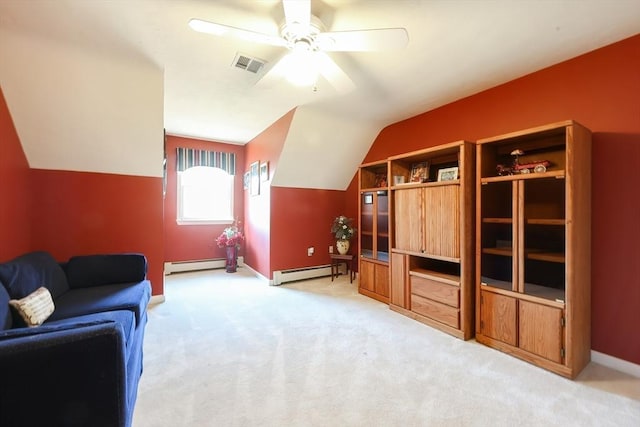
(284, 50, 318, 87)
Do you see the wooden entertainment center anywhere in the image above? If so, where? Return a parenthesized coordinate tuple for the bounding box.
(357, 120, 591, 378)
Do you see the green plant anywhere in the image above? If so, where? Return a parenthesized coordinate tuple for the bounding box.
(331, 215, 356, 241)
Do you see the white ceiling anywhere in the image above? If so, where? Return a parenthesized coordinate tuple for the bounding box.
(1, 0, 639, 186)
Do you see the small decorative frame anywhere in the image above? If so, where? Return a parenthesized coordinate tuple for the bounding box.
(243, 171, 250, 190)
(437, 166, 459, 182)
(250, 161, 260, 196)
(260, 162, 269, 182)
(410, 161, 430, 183)
(363, 194, 373, 204)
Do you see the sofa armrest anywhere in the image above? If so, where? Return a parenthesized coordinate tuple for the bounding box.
(0, 322, 130, 426)
(64, 254, 147, 289)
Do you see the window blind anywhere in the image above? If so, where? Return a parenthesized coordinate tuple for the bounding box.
(176, 147, 236, 175)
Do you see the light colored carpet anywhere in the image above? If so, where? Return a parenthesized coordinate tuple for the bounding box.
(133, 268, 640, 426)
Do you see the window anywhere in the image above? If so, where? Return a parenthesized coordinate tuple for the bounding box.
(177, 166, 234, 225)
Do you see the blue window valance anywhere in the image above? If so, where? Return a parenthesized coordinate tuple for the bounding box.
(176, 148, 236, 175)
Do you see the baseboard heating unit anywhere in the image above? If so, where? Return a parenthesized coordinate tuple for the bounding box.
(164, 257, 244, 275)
(272, 265, 332, 285)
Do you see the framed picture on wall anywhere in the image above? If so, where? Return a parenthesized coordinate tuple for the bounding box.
(243, 171, 250, 190)
(250, 161, 260, 196)
(260, 162, 269, 182)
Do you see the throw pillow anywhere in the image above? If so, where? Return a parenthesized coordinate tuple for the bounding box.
(9, 287, 55, 327)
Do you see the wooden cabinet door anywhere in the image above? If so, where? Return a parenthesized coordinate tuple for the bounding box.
(519, 300, 564, 363)
(359, 260, 375, 292)
(423, 185, 460, 259)
(394, 188, 423, 253)
(374, 264, 390, 298)
(480, 291, 517, 346)
(390, 252, 408, 307)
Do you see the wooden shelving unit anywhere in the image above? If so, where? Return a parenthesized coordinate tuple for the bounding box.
(388, 141, 475, 340)
(475, 120, 591, 378)
(358, 160, 390, 303)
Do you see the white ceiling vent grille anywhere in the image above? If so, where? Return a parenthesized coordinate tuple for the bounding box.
(232, 53, 265, 74)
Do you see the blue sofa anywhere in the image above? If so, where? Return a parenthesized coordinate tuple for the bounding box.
(0, 251, 151, 427)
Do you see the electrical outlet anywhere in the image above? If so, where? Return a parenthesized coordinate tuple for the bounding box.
(307, 247, 314, 256)
(328, 245, 333, 253)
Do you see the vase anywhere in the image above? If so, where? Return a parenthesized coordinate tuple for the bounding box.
(336, 240, 350, 255)
(225, 245, 238, 273)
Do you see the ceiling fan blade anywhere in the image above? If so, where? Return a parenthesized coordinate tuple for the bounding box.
(282, 0, 311, 26)
(254, 53, 291, 89)
(316, 28, 408, 51)
(316, 52, 355, 94)
(188, 19, 286, 47)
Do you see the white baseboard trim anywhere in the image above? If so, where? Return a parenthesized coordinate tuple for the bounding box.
(591, 350, 640, 378)
(149, 294, 165, 305)
(241, 263, 272, 285)
(164, 257, 245, 275)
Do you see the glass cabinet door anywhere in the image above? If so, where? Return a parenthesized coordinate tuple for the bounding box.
(360, 192, 374, 259)
(376, 191, 389, 262)
(480, 181, 514, 292)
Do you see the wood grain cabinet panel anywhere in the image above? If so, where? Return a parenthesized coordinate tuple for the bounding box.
(411, 294, 459, 329)
(424, 186, 460, 258)
(394, 188, 423, 253)
(359, 260, 375, 293)
(480, 291, 517, 346)
(390, 252, 408, 307)
(519, 300, 563, 363)
(411, 275, 459, 307)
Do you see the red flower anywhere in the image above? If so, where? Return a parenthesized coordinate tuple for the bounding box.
(216, 221, 244, 248)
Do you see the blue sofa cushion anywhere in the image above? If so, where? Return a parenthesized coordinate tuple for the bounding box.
(1, 309, 133, 343)
(0, 251, 69, 299)
(65, 254, 147, 289)
(0, 284, 11, 330)
(48, 280, 151, 325)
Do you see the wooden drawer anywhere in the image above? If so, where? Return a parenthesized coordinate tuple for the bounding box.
(411, 294, 460, 329)
(410, 275, 459, 308)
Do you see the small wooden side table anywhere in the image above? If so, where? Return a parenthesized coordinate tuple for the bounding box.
(330, 254, 356, 283)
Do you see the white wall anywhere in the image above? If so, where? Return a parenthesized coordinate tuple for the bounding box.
(272, 106, 382, 190)
(0, 30, 164, 178)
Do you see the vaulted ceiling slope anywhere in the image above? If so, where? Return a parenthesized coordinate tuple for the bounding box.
(0, 1, 639, 188)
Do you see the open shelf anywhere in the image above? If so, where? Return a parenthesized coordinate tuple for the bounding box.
(481, 170, 565, 183)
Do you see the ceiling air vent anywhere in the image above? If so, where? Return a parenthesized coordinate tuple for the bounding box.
(232, 53, 266, 74)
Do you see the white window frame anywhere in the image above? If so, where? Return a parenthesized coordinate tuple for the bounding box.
(176, 166, 234, 225)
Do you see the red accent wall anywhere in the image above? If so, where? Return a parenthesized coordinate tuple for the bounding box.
(0, 87, 31, 259)
(270, 187, 347, 272)
(244, 109, 295, 278)
(353, 34, 640, 364)
(163, 135, 245, 262)
(29, 170, 165, 296)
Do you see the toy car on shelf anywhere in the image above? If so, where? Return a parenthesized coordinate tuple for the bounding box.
(496, 149, 551, 176)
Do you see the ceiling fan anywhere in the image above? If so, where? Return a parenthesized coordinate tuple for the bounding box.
(188, 0, 408, 93)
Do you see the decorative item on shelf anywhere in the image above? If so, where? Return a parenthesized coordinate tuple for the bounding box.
(215, 220, 245, 273)
(393, 175, 405, 185)
(331, 215, 356, 255)
(410, 161, 430, 183)
(374, 173, 388, 187)
(437, 166, 459, 181)
(496, 149, 551, 176)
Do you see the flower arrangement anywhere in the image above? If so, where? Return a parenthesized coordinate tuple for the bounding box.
(216, 220, 245, 248)
(331, 215, 356, 241)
